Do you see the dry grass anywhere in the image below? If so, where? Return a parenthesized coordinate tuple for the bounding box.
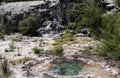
(0, 54, 3, 59)
(8, 74, 15, 78)
(10, 57, 33, 65)
(0, 58, 11, 78)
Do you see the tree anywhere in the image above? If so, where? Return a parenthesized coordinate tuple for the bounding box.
(68, 2, 103, 35)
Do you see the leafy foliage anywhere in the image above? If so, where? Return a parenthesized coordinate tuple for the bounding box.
(96, 13, 120, 60)
(32, 47, 44, 54)
(19, 16, 39, 36)
(53, 45, 64, 56)
(68, 2, 103, 35)
(0, 32, 4, 39)
(67, 1, 120, 60)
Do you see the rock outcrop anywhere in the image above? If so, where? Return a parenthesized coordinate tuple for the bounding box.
(0, 0, 63, 37)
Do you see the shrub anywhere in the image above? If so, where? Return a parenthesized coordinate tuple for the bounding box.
(61, 30, 75, 41)
(97, 39, 120, 60)
(32, 47, 44, 54)
(68, 2, 103, 35)
(53, 45, 64, 56)
(18, 16, 39, 36)
(96, 13, 120, 60)
(62, 30, 76, 41)
(32, 47, 40, 54)
(0, 32, 4, 39)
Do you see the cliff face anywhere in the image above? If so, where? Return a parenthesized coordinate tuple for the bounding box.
(0, 0, 63, 37)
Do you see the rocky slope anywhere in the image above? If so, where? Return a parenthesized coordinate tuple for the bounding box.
(0, 0, 63, 37)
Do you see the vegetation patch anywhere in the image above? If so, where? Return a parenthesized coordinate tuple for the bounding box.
(19, 16, 39, 36)
(67, 2, 103, 36)
(12, 37, 21, 42)
(96, 13, 120, 60)
(32, 47, 44, 54)
(10, 57, 33, 65)
(1, 58, 11, 78)
(53, 30, 77, 45)
(0, 32, 4, 39)
(53, 45, 64, 56)
(8, 42, 16, 52)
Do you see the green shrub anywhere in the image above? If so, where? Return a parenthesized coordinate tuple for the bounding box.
(62, 30, 75, 41)
(96, 13, 120, 60)
(67, 2, 103, 35)
(97, 39, 120, 60)
(18, 16, 39, 36)
(61, 30, 75, 41)
(53, 45, 64, 56)
(0, 32, 4, 39)
(32, 47, 44, 54)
